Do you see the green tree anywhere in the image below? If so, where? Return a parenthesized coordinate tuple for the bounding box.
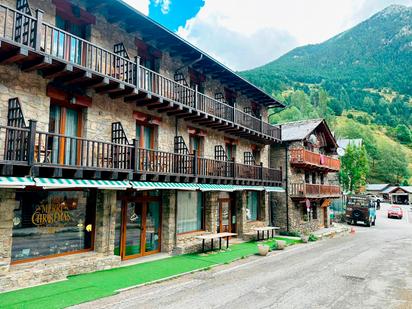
(395, 124, 412, 144)
(374, 145, 410, 184)
(339, 144, 369, 193)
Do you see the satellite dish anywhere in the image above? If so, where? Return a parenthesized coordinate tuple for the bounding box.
(337, 147, 345, 157)
(308, 134, 318, 145)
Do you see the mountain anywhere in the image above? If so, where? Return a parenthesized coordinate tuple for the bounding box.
(241, 5, 412, 184)
(242, 5, 412, 126)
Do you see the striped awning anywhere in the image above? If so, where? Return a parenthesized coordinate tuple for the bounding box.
(264, 186, 285, 193)
(130, 181, 198, 191)
(233, 185, 265, 191)
(0, 177, 35, 188)
(34, 178, 131, 190)
(197, 184, 235, 192)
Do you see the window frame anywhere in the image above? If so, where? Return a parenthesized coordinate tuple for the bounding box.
(10, 189, 96, 265)
(176, 191, 205, 235)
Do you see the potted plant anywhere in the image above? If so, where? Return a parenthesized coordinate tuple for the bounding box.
(257, 244, 270, 256)
(276, 240, 286, 250)
(301, 228, 310, 243)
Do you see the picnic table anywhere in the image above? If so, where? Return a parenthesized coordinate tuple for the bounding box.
(253, 227, 280, 241)
(195, 232, 237, 253)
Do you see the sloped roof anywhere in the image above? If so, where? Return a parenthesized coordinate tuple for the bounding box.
(382, 186, 412, 194)
(337, 139, 363, 149)
(366, 184, 390, 191)
(279, 119, 338, 148)
(280, 119, 324, 142)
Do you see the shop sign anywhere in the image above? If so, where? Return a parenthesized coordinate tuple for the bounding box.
(31, 199, 77, 226)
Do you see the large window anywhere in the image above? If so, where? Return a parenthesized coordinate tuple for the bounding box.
(177, 192, 204, 234)
(246, 191, 260, 221)
(11, 190, 95, 263)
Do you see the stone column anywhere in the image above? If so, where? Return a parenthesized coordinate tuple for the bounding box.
(161, 190, 176, 253)
(235, 191, 247, 237)
(205, 192, 218, 233)
(259, 191, 269, 224)
(0, 189, 16, 273)
(94, 190, 117, 255)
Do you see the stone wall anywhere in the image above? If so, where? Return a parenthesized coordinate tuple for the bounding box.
(270, 141, 338, 234)
(0, 189, 16, 274)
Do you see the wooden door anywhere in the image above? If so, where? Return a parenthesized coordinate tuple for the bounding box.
(218, 199, 231, 233)
(115, 195, 161, 260)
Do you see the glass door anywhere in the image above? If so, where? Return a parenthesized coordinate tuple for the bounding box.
(144, 201, 161, 254)
(218, 200, 231, 233)
(123, 202, 143, 259)
(48, 104, 82, 166)
(115, 195, 161, 260)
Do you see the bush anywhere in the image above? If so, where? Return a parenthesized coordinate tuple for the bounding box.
(308, 234, 318, 242)
(279, 230, 301, 237)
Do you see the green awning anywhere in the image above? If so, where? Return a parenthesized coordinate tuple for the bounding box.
(34, 178, 131, 190)
(233, 185, 265, 191)
(264, 186, 285, 193)
(0, 177, 35, 188)
(130, 181, 198, 191)
(197, 184, 235, 192)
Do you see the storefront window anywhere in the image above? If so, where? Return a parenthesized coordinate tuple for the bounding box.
(177, 192, 204, 233)
(11, 190, 95, 262)
(246, 191, 259, 221)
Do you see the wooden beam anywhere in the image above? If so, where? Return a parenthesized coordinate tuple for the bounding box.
(95, 82, 125, 94)
(0, 47, 28, 64)
(109, 87, 138, 99)
(21, 55, 52, 72)
(42, 64, 73, 79)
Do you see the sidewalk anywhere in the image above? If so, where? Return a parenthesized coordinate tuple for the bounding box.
(0, 237, 300, 309)
(313, 223, 350, 239)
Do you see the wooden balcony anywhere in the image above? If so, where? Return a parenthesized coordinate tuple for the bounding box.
(289, 183, 341, 199)
(0, 124, 282, 186)
(290, 148, 340, 172)
(0, 4, 281, 144)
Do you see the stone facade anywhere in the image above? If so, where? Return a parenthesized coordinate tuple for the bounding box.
(270, 130, 340, 234)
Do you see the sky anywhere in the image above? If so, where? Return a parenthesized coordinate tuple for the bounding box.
(124, 0, 412, 71)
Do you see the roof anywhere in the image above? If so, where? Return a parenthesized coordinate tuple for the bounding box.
(79, 0, 284, 108)
(337, 139, 363, 149)
(366, 184, 390, 191)
(279, 119, 338, 149)
(382, 186, 397, 194)
(280, 119, 324, 142)
(380, 186, 412, 194)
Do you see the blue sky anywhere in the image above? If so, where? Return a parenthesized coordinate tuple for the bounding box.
(148, 0, 204, 31)
(127, 0, 412, 71)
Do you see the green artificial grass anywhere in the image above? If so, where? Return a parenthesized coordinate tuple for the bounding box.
(0, 237, 299, 309)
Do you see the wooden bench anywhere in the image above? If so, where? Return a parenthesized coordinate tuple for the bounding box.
(253, 227, 280, 241)
(195, 232, 237, 253)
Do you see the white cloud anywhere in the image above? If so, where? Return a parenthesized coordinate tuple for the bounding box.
(177, 0, 412, 70)
(123, 0, 150, 15)
(154, 0, 172, 14)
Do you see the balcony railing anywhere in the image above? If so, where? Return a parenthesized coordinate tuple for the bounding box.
(290, 148, 340, 171)
(289, 183, 341, 198)
(0, 124, 282, 184)
(0, 4, 281, 141)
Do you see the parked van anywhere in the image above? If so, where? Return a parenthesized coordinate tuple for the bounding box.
(345, 195, 377, 227)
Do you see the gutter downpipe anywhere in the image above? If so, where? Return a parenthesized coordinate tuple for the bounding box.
(285, 142, 290, 232)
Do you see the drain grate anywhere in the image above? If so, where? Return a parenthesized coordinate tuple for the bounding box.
(342, 274, 366, 282)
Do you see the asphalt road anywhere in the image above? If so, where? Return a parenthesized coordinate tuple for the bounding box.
(74, 203, 412, 309)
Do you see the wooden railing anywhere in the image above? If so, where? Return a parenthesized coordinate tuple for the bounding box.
(290, 148, 340, 171)
(0, 3, 281, 140)
(0, 124, 282, 183)
(290, 183, 341, 197)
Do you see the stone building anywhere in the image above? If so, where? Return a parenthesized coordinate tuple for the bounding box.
(270, 119, 341, 233)
(0, 0, 285, 291)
